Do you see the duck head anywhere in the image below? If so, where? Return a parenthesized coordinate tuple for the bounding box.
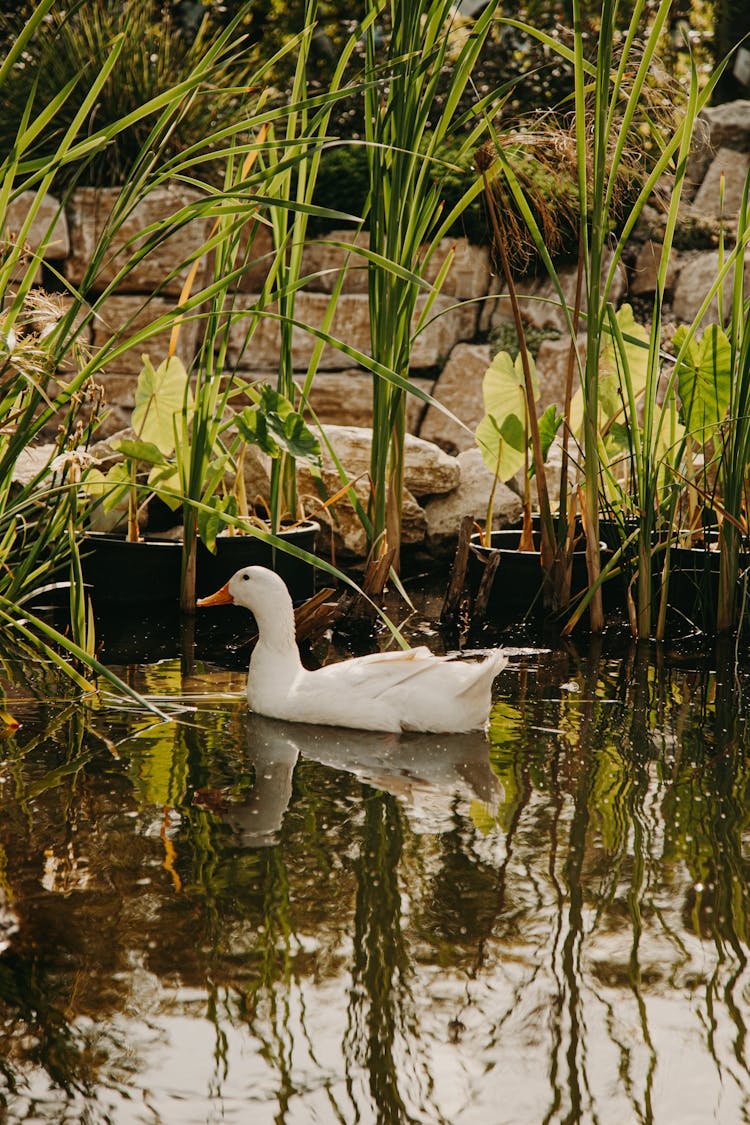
(197, 565, 293, 617)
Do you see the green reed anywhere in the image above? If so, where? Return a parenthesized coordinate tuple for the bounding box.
(363, 0, 499, 566)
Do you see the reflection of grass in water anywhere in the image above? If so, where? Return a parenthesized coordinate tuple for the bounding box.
(6, 649, 750, 1116)
(345, 793, 442, 1123)
(486, 648, 750, 1120)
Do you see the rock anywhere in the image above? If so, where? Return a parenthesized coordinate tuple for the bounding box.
(293, 425, 459, 556)
(420, 238, 492, 299)
(295, 232, 490, 299)
(91, 295, 203, 376)
(671, 249, 750, 326)
(65, 185, 213, 296)
(692, 148, 750, 216)
(534, 336, 584, 413)
(686, 101, 750, 199)
(225, 291, 478, 372)
(298, 472, 426, 557)
(298, 229, 370, 294)
(301, 369, 431, 431)
(233, 223, 275, 292)
(4, 192, 69, 261)
(630, 240, 681, 296)
(12, 443, 57, 485)
(303, 424, 460, 498)
(419, 342, 491, 454)
(489, 254, 627, 335)
(699, 100, 750, 152)
(423, 447, 522, 554)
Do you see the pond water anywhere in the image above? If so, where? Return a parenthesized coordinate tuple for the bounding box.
(2, 602, 750, 1123)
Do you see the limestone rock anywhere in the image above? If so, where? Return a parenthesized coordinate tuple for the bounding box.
(293, 425, 459, 556)
(65, 185, 213, 296)
(630, 239, 681, 295)
(686, 101, 750, 197)
(534, 336, 584, 413)
(420, 238, 492, 299)
(234, 223, 275, 293)
(92, 295, 202, 376)
(419, 342, 491, 454)
(301, 369, 431, 431)
(302, 424, 460, 498)
(4, 192, 69, 260)
(294, 232, 490, 299)
(490, 255, 626, 335)
(700, 100, 750, 152)
(671, 250, 750, 327)
(298, 472, 426, 557)
(298, 229, 370, 294)
(692, 148, 750, 216)
(12, 443, 57, 486)
(225, 291, 477, 372)
(423, 447, 522, 554)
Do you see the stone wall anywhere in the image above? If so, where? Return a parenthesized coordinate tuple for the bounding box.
(11, 100, 750, 554)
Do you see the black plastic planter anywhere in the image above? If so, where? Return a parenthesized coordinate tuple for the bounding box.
(468, 528, 590, 627)
(81, 521, 320, 607)
(81, 533, 182, 606)
(196, 522, 320, 600)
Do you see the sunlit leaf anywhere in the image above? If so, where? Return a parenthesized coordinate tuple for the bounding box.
(197, 494, 238, 553)
(570, 304, 649, 439)
(237, 385, 322, 467)
(132, 355, 191, 455)
(539, 402, 563, 461)
(82, 463, 130, 513)
(674, 323, 732, 436)
(112, 437, 168, 466)
(475, 351, 535, 482)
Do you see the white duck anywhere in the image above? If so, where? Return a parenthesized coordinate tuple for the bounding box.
(197, 566, 507, 733)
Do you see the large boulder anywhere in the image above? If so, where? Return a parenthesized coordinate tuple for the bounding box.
(300, 475, 426, 557)
(419, 343, 491, 454)
(423, 447, 522, 554)
(299, 424, 460, 497)
(295, 425, 461, 556)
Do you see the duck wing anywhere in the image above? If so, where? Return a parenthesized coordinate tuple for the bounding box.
(310, 646, 506, 704)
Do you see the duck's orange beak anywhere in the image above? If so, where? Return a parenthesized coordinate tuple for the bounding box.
(197, 582, 234, 607)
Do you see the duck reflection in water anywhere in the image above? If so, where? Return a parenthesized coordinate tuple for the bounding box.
(220, 714, 503, 847)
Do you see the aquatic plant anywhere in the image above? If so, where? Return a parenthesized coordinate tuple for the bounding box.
(363, 0, 501, 567)
(486, 0, 727, 636)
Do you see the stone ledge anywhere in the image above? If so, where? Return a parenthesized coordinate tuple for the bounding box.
(5, 192, 69, 261)
(65, 185, 213, 297)
(91, 294, 203, 376)
(225, 291, 478, 372)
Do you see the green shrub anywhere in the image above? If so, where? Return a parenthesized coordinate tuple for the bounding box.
(0, 0, 258, 188)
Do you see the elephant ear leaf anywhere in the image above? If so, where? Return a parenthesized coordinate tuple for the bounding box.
(237, 385, 322, 470)
(475, 351, 535, 482)
(132, 355, 191, 455)
(674, 323, 731, 436)
(539, 403, 563, 462)
(236, 404, 278, 457)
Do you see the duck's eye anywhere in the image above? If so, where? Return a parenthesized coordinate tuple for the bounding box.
(242, 573, 250, 581)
